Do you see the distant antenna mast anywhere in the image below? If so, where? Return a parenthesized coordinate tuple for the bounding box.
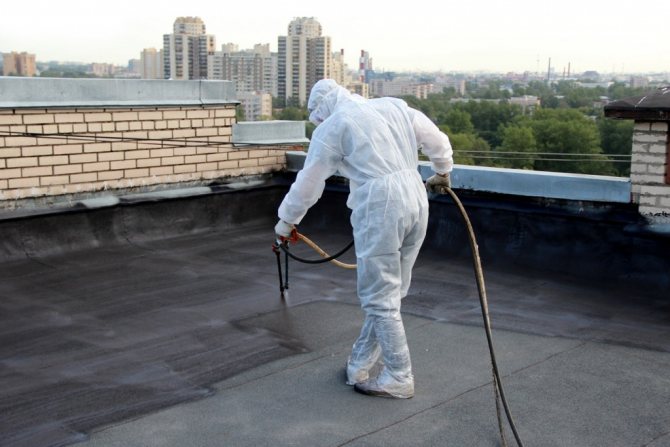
(547, 57, 551, 82)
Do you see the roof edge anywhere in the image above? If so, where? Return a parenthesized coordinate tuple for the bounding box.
(0, 77, 238, 109)
(284, 152, 632, 203)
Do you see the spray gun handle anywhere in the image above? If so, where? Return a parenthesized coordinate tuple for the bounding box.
(281, 228, 300, 244)
(272, 228, 300, 255)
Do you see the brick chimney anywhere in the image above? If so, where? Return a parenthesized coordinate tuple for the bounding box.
(605, 87, 670, 222)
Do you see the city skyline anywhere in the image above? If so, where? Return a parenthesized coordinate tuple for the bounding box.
(1, 0, 668, 75)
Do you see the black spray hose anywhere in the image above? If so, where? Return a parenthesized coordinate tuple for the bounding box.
(278, 239, 354, 264)
(443, 187, 525, 447)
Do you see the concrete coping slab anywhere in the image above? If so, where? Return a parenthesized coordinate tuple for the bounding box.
(0, 77, 238, 108)
(232, 121, 310, 145)
(285, 151, 631, 203)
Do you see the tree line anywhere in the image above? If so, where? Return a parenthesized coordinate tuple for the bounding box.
(275, 80, 651, 177)
(401, 80, 647, 177)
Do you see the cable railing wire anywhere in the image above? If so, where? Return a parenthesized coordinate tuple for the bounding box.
(462, 155, 631, 164)
(457, 150, 631, 159)
(0, 130, 301, 151)
(2, 130, 630, 164)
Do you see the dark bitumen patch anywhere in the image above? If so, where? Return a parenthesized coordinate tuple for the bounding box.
(0, 225, 310, 446)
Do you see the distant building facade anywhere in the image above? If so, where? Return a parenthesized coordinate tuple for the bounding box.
(163, 17, 215, 80)
(331, 49, 346, 87)
(3, 51, 36, 77)
(630, 76, 650, 89)
(140, 48, 164, 79)
(127, 59, 142, 77)
(369, 78, 433, 99)
(208, 43, 277, 97)
(88, 63, 115, 77)
(432, 77, 466, 96)
(358, 50, 372, 83)
(347, 81, 369, 99)
(237, 91, 273, 121)
(509, 95, 541, 112)
(278, 17, 332, 106)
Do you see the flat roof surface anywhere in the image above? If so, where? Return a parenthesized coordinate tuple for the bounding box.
(1, 191, 669, 447)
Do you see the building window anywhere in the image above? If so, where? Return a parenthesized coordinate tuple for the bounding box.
(666, 133, 670, 185)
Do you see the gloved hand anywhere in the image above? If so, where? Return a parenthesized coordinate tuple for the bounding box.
(426, 172, 451, 194)
(274, 219, 295, 239)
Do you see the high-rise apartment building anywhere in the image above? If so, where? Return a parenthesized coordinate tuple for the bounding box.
(359, 50, 372, 83)
(369, 78, 433, 99)
(128, 59, 142, 77)
(237, 91, 273, 121)
(278, 17, 332, 106)
(3, 51, 36, 77)
(258, 44, 279, 99)
(88, 63, 116, 77)
(331, 49, 346, 86)
(163, 17, 215, 80)
(140, 48, 164, 79)
(208, 43, 277, 97)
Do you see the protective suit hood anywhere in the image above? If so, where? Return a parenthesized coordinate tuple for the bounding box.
(308, 79, 361, 125)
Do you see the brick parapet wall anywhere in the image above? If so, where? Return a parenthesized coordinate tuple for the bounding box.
(0, 105, 289, 204)
(630, 121, 670, 221)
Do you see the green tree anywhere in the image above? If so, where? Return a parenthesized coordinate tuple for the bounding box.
(598, 116, 633, 176)
(443, 109, 474, 134)
(401, 95, 437, 120)
(530, 109, 612, 175)
(455, 101, 523, 148)
(524, 80, 554, 98)
(447, 132, 490, 166)
(235, 105, 246, 122)
(607, 82, 649, 101)
(542, 95, 562, 109)
(496, 125, 537, 169)
(469, 80, 510, 99)
(274, 107, 308, 121)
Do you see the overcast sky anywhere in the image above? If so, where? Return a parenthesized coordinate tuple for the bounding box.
(2, 0, 668, 74)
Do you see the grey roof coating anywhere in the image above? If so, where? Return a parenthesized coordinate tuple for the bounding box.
(0, 183, 669, 447)
(604, 86, 670, 120)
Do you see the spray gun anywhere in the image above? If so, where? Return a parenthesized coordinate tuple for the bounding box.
(272, 229, 300, 300)
(272, 228, 356, 301)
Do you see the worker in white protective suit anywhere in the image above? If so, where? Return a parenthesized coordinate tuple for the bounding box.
(275, 79, 453, 399)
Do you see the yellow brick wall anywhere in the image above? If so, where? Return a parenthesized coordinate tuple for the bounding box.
(0, 105, 289, 201)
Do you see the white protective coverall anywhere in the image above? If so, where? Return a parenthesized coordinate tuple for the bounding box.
(277, 79, 453, 398)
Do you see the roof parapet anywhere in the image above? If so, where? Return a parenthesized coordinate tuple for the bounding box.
(0, 77, 238, 108)
(232, 121, 309, 145)
(285, 151, 631, 203)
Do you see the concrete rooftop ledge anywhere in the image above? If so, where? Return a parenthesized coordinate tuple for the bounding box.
(232, 120, 310, 145)
(285, 151, 632, 203)
(0, 77, 238, 108)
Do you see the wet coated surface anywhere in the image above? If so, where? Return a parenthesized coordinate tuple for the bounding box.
(0, 221, 329, 446)
(1, 187, 668, 446)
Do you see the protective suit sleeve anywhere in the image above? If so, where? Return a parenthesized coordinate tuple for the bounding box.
(408, 108, 454, 174)
(277, 136, 343, 224)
